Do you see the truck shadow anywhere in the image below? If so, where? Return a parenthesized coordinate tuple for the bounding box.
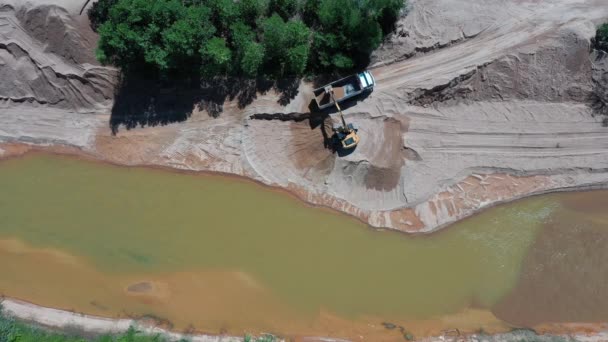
(311, 90, 372, 115)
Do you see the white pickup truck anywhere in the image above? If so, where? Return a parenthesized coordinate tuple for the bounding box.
(313, 70, 375, 110)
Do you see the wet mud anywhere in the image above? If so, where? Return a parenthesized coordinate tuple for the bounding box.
(493, 191, 608, 326)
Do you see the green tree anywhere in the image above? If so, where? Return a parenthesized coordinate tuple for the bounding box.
(597, 23, 608, 52)
(300, 0, 320, 27)
(207, 0, 240, 34)
(93, 0, 405, 78)
(261, 14, 310, 76)
(162, 5, 215, 64)
(261, 14, 285, 61)
(331, 53, 354, 69)
(230, 22, 256, 54)
(238, 0, 269, 25)
(241, 42, 265, 76)
(311, 0, 383, 70)
(200, 37, 232, 75)
(284, 20, 311, 74)
(87, 0, 118, 31)
(268, 0, 298, 20)
(230, 22, 259, 74)
(374, 0, 404, 34)
(96, 0, 186, 71)
(286, 44, 309, 75)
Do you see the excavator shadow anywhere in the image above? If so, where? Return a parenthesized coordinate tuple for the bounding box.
(307, 109, 332, 148)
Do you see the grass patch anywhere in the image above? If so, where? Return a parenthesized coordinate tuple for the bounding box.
(0, 305, 276, 342)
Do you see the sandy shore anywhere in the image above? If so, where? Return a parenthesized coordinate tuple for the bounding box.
(4, 297, 608, 342)
(1, 298, 246, 342)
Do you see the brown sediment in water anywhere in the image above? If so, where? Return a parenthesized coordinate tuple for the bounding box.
(559, 190, 608, 216)
(126, 282, 153, 293)
(0, 237, 301, 335)
(0, 236, 513, 340)
(492, 194, 608, 326)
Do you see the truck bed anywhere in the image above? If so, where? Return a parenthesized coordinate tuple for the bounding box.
(313, 75, 361, 108)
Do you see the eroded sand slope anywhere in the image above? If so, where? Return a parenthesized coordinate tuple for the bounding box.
(1, 0, 608, 233)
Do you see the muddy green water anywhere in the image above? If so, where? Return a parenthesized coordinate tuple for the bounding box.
(1, 153, 601, 335)
(0, 154, 549, 315)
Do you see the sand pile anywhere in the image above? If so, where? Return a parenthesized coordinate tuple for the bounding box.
(0, 1, 116, 112)
(17, 4, 99, 65)
(370, 0, 513, 66)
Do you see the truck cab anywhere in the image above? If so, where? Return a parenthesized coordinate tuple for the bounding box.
(357, 70, 375, 91)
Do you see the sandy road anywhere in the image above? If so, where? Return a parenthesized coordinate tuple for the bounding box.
(372, 0, 608, 94)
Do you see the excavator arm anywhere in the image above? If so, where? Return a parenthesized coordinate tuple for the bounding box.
(329, 91, 348, 128)
(327, 88, 359, 149)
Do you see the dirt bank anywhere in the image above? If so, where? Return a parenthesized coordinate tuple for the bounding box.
(1, 298, 245, 342)
(3, 298, 608, 342)
(2, 0, 608, 232)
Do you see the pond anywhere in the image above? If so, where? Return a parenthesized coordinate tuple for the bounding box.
(0, 153, 606, 339)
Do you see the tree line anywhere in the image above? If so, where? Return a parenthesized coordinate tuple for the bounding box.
(597, 23, 608, 52)
(89, 0, 405, 78)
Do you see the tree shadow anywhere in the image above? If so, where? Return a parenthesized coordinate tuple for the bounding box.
(109, 71, 202, 134)
(276, 78, 300, 106)
(311, 72, 344, 89)
(110, 70, 299, 134)
(591, 51, 608, 127)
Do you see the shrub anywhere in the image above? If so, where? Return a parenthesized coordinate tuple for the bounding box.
(87, 0, 118, 31)
(241, 42, 265, 77)
(200, 37, 233, 75)
(597, 23, 608, 52)
(268, 0, 298, 20)
(93, 0, 406, 78)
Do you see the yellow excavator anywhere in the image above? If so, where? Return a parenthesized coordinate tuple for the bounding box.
(326, 87, 360, 149)
(314, 71, 374, 150)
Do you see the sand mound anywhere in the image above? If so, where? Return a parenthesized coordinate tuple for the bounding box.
(0, 2, 116, 112)
(372, 0, 520, 66)
(410, 25, 596, 106)
(17, 4, 99, 65)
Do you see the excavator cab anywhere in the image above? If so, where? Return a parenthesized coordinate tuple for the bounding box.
(332, 122, 360, 149)
(326, 87, 360, 150)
